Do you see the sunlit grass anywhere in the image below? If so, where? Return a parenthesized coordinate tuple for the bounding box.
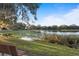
(5, 38, 79, 56)
(0, 30, 79, 56)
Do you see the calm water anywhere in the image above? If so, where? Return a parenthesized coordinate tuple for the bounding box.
(21, 30, 79, 41)
(40, 30, 79, 35)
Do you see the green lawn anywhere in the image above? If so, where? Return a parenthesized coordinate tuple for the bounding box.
(0, 30, 79, 56)
(6, 38, 79, 56)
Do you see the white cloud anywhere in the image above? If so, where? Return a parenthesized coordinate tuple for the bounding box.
(36, 6, 79, 26)
(39, 15, 64, 26)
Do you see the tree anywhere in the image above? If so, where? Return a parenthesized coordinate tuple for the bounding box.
(10, 23, 26, 30)
(69, 24, 78, 29)
(52, 25, 58, 31)
(0, 3, 40, 30)
(59, 25, 68, 30)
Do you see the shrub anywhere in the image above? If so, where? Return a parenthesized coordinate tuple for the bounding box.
(43, 34, 62, 43)
(43, 34, 79, 49)
(2, 33, 12, 36)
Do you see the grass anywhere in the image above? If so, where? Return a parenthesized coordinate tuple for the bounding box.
(0, 30, 79, 56)
(4, 38, 79, 56)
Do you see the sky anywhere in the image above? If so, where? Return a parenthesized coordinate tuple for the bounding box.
(35, 3, 79, 26)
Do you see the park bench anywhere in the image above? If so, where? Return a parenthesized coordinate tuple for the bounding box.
(0, 44, 26, 56)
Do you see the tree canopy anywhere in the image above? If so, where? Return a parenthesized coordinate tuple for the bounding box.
(0, 3, 40, 24)
(0, 3, 40, 30)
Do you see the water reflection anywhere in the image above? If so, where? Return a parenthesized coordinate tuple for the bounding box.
(40, 30, 79, 35)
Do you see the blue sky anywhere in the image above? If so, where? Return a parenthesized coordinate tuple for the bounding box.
(35, 3, 79, 26)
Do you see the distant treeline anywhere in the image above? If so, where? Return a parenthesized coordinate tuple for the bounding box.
(30, 24, 79, 31)
(9, 23, 79, 32)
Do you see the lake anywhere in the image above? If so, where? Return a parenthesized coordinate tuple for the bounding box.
(40, 30, 79, 35)
(21, 30, 79, 41)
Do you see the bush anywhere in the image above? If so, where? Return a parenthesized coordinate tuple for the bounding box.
(43, 34, 79, 49)
(2, 33, 12, 36)
(43, 34, 62, 43)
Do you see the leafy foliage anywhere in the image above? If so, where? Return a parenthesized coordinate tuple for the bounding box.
(0, 3, 40, 30)
(43, 34, 79, 49)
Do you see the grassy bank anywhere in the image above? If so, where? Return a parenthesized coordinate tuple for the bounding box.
(5, 38, 79, 56)
(0, 30, 79, 56)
